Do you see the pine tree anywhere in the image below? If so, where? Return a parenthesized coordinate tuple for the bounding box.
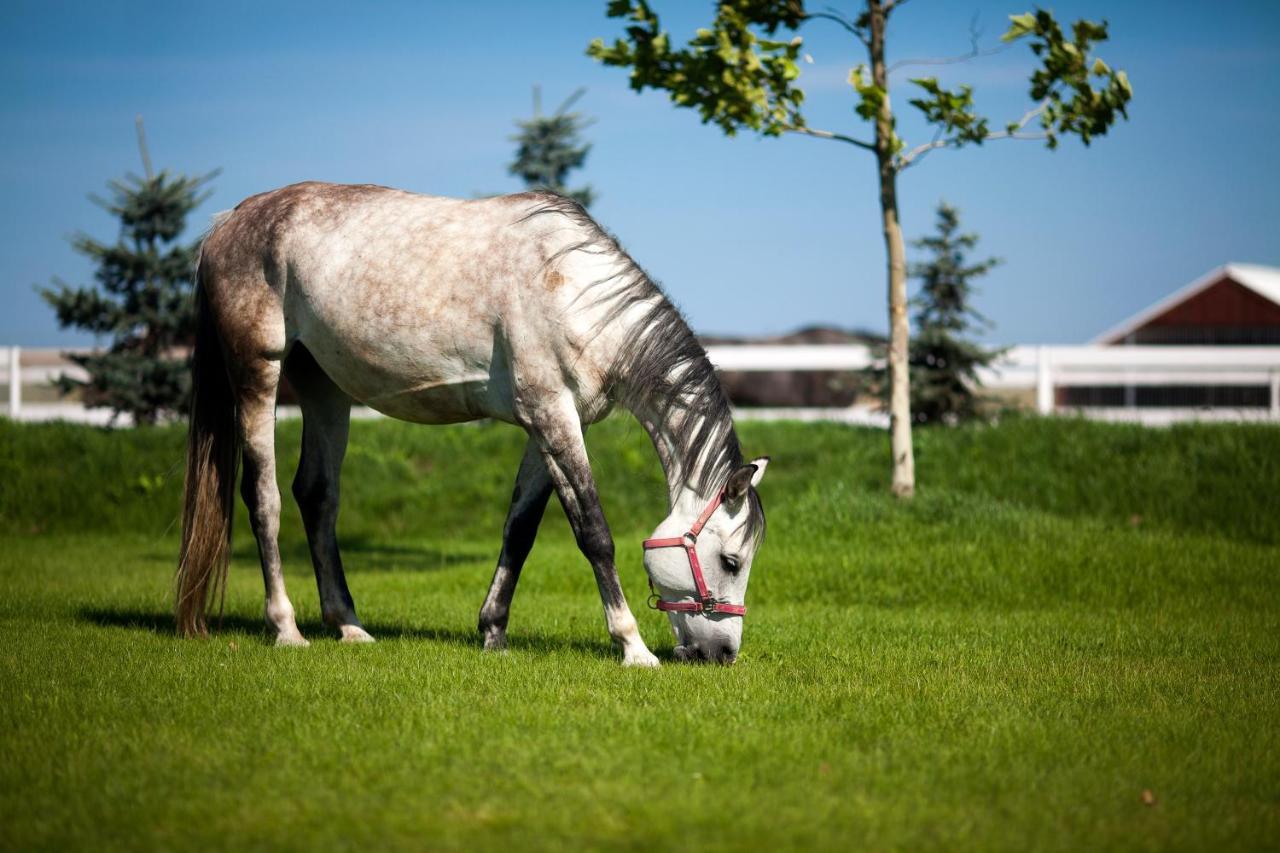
(907, 202, 1003, 424)
(509, 86, 595, 208)
(41, 121, 216, 425)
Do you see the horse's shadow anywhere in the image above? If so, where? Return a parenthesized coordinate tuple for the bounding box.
(245, 537, 492, 573)
(77, 607, 629, 659)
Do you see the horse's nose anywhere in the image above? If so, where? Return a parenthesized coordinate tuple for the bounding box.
(713, 642, 738, 666)
(675, 642, 737, 665)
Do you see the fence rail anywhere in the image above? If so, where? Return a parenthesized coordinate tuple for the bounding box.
(708, 344, 1280, 422)
(5, 344, 1280, 424)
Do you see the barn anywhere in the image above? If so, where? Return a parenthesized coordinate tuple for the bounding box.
(1094, 263, 1280, 346)
(1057, 263, 1280, 411)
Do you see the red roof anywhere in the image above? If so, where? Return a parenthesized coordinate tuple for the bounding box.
(1093, 263, 1280, 344)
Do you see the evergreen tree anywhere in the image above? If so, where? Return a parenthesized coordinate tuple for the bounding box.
(509, 86, 596, 207)
(906, 202, 1003, 424)
(42, 123, 216, 425)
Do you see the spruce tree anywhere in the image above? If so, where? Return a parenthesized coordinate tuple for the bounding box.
(509, 86, 596, 208)
(41, 123, 216, 425)
(907, 202, 1003, 424)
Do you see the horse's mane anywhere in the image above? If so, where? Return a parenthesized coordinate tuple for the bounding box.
(516, 192, 764, 541)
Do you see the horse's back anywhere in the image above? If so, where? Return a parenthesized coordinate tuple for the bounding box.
(199, 182, 618, 424)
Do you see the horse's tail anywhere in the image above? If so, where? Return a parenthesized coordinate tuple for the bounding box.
(176, 261, 239, 638)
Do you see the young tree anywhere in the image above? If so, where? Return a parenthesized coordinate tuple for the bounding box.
(509, 86, 596, 208)
(41, 120, 216, 425)
(589, 2, 1131, 496)
(908, 202, 1002, 424)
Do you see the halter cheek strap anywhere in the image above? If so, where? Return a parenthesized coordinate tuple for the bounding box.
(642, 490, 747, 617)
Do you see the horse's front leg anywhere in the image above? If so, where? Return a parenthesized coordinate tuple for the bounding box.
(527, 411, 659, 668)
(479, 437, 553, 651)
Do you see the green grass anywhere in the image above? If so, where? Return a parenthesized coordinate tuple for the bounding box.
(1, 415, 1277, 851)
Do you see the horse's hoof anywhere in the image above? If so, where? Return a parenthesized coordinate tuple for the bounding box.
(482, 628, 508, 652)
(339, 625, 375, 643)
(274, 632, 310, 648)
(622, 647, 660, 668)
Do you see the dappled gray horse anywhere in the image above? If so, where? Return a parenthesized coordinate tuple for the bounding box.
(176, 182, 768, 666)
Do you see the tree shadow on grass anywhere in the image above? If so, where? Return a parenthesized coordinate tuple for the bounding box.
(77, 606, 623, 659)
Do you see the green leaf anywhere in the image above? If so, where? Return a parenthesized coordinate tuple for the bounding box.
(909, 76, 941, 95)
(906, 77, 989, 149)
(587, 0, 810, 138)
(1002, 12, 1036, 42)
(1007, 9, 1132, 150)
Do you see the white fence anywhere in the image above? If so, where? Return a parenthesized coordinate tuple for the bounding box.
(980, 345, 1280, 423)
(4, 346, 14, 418)
(705, 344, 1280, 425)
(1, 346, 108, 423)
(5, 344, 1280, 425)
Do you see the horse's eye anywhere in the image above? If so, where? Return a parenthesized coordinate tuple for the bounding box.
(720, 554, 740, 573)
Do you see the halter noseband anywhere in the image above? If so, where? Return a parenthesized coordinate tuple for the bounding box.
(642, 489, 746, 617)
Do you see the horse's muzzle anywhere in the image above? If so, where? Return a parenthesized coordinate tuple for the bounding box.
(673, 642, 738, 665)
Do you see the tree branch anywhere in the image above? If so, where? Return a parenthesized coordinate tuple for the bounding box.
(804, 7, 869, 46)
(556, 87, 587, 116)
(134, 115, 153, 181)
(897, 127, 949, 169)
(897, 100, 1049, 169)
(785, 124, 876, 151)
(985, 99, 1050, 140)
(888, 15, 1012, 74)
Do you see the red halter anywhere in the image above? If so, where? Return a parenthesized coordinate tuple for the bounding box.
(642, 490, 747, 617)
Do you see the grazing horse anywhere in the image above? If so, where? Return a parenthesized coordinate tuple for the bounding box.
(176, 182, 768, 666)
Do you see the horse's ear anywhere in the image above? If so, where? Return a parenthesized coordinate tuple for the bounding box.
(724, 461, 760, 503)
(748, 456, 769, 488)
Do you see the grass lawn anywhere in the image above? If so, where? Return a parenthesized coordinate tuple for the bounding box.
(0, 415, 1277, 851)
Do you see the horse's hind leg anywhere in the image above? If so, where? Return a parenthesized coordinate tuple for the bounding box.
(235, 356, 308, 646)
(285, 346, 372, 643)
(479, 437, 553, 651)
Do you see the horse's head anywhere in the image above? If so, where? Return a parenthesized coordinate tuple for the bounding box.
(643, 457, 769, 665)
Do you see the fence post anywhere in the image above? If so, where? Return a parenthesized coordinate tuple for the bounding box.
(1036, 346, 1053, 415)
(1271, 370, 1279, 420)
(7, 346, 19, 419)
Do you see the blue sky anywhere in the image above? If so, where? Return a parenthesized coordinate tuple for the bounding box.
(2, 1, 1278, 346)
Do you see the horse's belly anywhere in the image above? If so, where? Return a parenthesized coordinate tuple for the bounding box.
(363, 379, 500, 424)
(296, 320, 512, 424)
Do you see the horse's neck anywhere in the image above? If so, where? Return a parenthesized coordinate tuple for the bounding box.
(629, 393, 734, 515)
(598, 283, 738, 515)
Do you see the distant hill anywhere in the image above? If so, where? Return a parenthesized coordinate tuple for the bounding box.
(700, 325, 884, 347)
(699, 325, 882, 408)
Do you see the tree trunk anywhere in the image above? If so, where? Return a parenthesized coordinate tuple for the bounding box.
(868, 0, 915, 498)
(880, 166, 914, 497)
